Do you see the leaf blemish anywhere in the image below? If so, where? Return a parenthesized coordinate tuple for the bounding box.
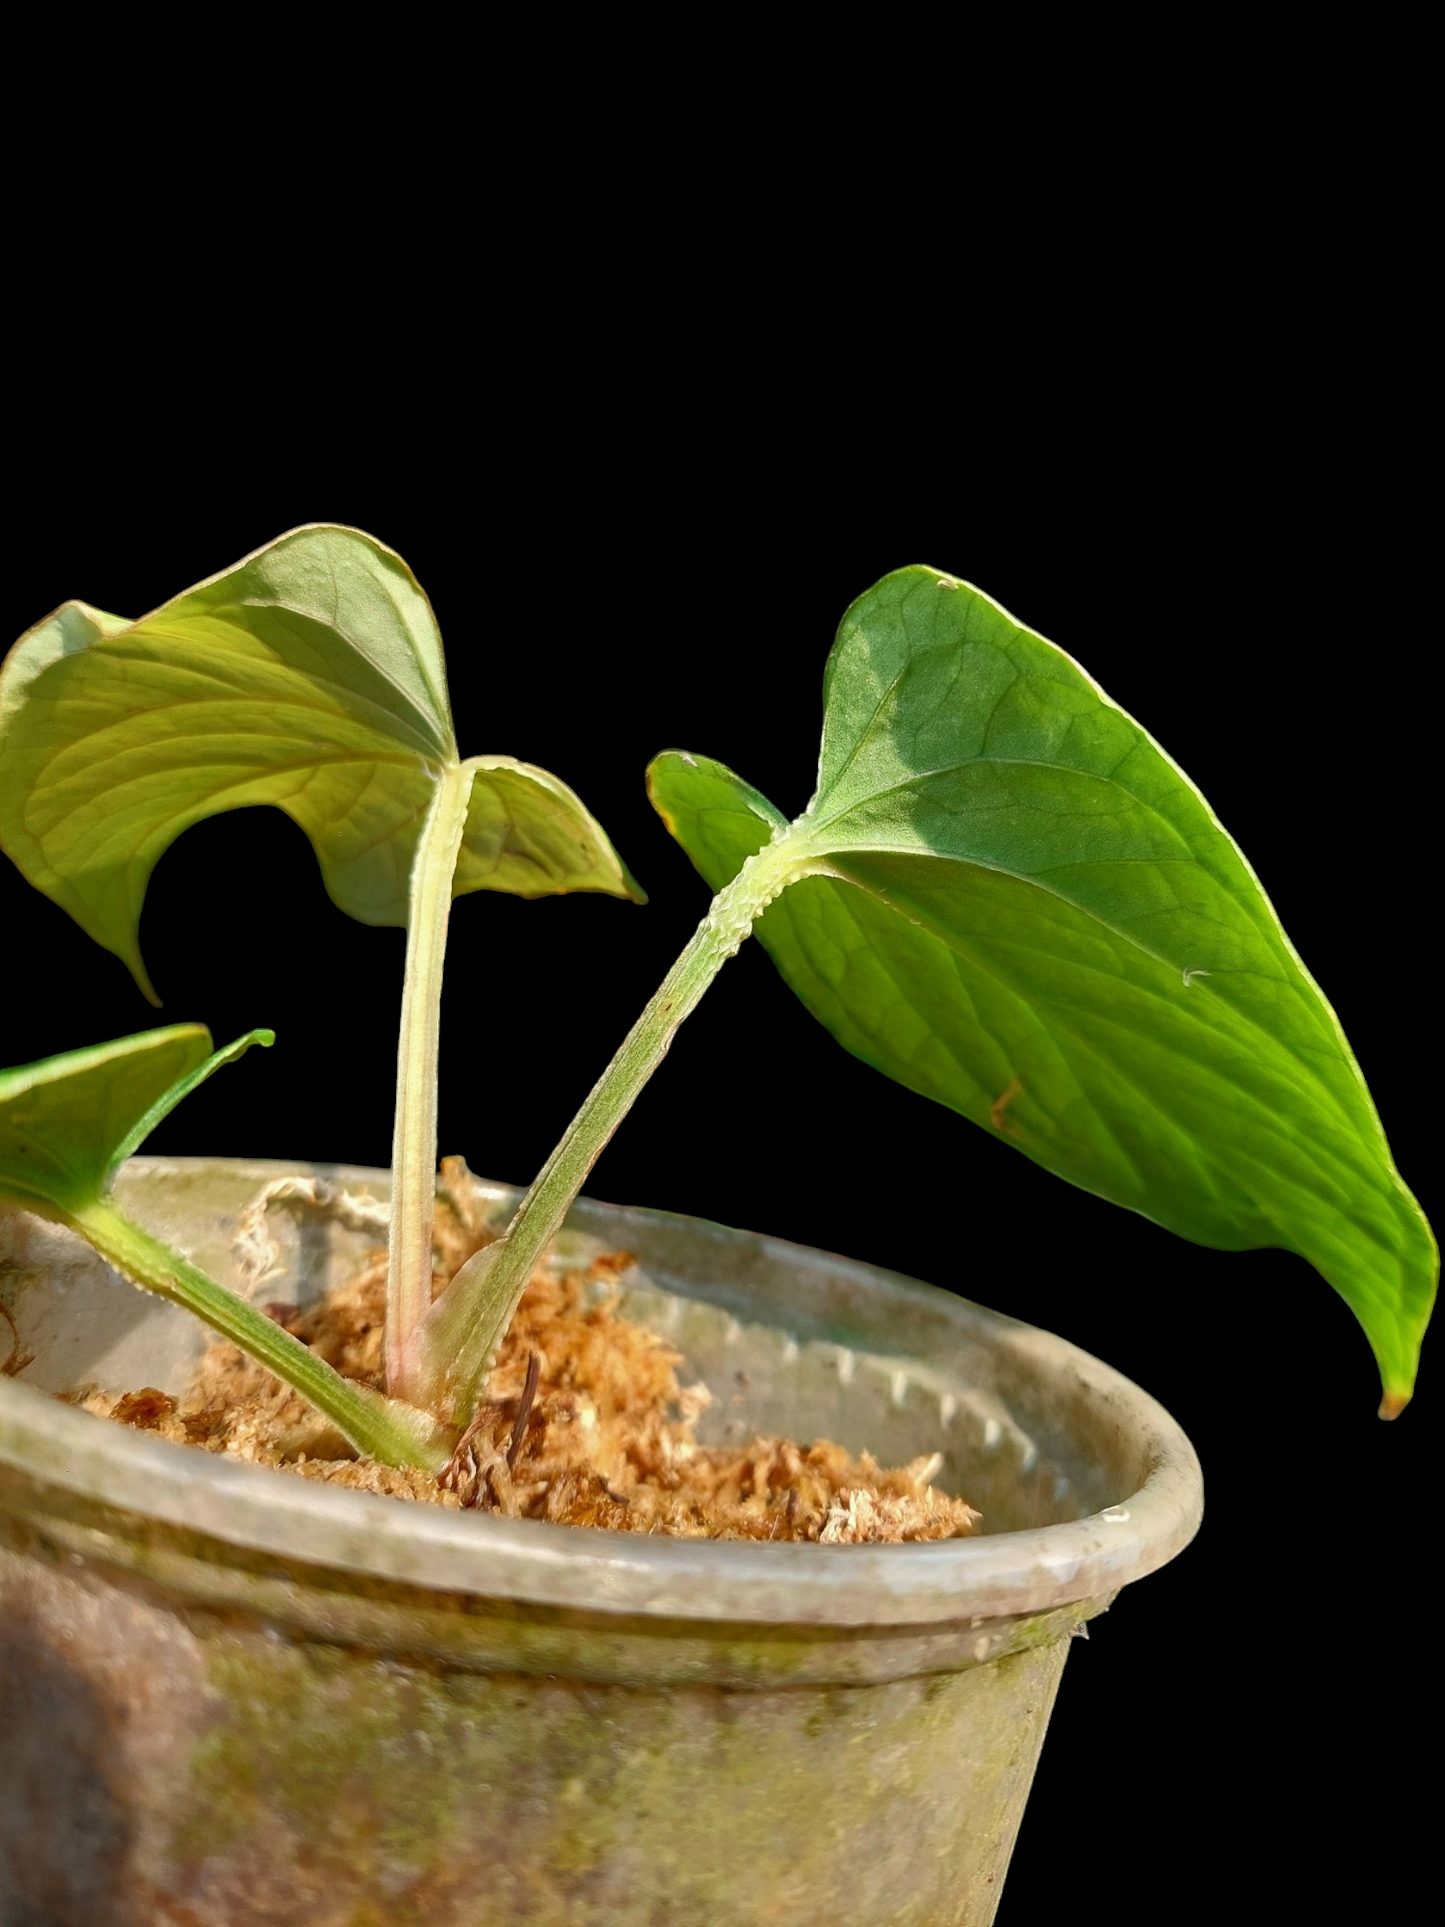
(990, 1078, 1023, 1134)
(1181, 968, 1211, 988)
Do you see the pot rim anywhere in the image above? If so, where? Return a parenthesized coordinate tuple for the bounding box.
(0, 1159, 1203, 1629)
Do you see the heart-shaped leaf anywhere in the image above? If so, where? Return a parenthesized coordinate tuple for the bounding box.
(649, 566, 1436, 1412)
(0, 525, 640, 1001)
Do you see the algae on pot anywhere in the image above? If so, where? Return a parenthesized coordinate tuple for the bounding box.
(0, 532, 1435, 1474)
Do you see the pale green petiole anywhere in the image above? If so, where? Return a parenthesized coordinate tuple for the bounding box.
(386, 758, 472, 1399)
(71, 1197, 453, 1471)
(409, 836, 811, 1420)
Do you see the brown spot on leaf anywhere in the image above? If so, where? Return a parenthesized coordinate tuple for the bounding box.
(990, 1078, 1023, 1134)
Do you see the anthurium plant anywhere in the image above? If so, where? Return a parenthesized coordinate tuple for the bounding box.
(0, 533, 1434, 1469)
(0, 525, 640, 1425)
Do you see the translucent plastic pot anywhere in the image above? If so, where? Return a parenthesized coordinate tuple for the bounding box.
(0, 1159, 1202, 1926)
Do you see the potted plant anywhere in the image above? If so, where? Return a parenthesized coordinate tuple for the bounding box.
(0, 530, 1433, 1925)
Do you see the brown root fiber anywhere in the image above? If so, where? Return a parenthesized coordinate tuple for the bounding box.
(85, 1216, 980, 1545)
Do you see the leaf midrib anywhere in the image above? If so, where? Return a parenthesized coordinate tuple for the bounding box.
(106, 618, 451, 761)
(204, 592, 453, 754)
(814, 754, 1202, 848)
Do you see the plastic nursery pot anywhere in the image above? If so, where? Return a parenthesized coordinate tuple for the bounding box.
(0, 1160, 1201, 1927)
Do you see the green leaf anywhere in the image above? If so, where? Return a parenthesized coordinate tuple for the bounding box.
(647, 752, 788, 877)
(106, 1027, 275, 1178)
(458, 756, 644, 901)
(648, 566, 1437, 1412)
(0, 525, 640, 1001)
(0, 1027, 452, 1470)
(0, 1025, 214, 1215)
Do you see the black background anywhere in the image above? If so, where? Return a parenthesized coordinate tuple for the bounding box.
(4, 366, 1435, 1921)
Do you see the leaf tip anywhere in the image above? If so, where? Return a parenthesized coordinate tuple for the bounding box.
(613, 844, 648, 904)
(128, 952, 162, 1008)
(1378, 1389, 1410, 1421)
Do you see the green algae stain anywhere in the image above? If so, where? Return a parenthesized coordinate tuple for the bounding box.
(519, 1656, 1069, 1926)
(167, 1623, 1079, 1925)
(172, 1635, 513, 1887)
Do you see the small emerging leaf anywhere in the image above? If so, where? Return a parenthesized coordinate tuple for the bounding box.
(649, 567, 1436, 1411)
(0, 1025, 215, 1216)
(0, 525, 640, 1001)
(0, 1027, 451, 1470)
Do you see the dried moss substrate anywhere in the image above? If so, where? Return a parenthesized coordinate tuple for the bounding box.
(84, 1173, 980, 1545)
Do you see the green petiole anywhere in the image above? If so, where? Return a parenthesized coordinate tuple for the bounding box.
(409, 835, 812, 1420)
(71, 1197, 452, 1471)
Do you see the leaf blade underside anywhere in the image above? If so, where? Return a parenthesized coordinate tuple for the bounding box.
(0, 525, 639, 1000)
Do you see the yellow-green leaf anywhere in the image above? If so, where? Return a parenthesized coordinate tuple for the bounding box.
(0, 525, 639, 1000)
